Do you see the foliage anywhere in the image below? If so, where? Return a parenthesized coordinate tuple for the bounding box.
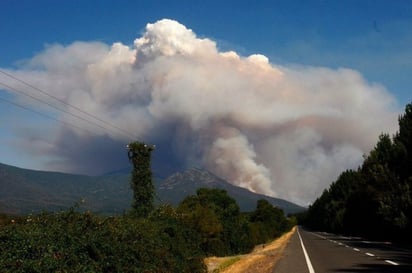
(177, 188, 294, 256)
(127, 141, 155, 217)
(303, 102, 412, 242)
(0, 191, 294, 272)
(0, 208, 206, 273)
(250, 199, 289, 239)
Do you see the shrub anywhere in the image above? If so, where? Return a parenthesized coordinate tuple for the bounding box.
(0, 209, 206, 272)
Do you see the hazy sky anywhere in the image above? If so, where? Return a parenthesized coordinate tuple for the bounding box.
(0, 0, 411, 205)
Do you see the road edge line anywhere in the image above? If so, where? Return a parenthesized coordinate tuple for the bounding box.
(297, 227, 315, 273)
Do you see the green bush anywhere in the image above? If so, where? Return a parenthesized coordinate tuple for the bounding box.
(0, 208, 206, 272)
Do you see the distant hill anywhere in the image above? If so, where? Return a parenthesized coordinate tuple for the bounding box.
(0, 163, 131, 215)
(157, 168, 305, 214)
(0, 163, 305, 215)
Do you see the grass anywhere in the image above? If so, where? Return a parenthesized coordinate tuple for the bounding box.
(205, 227, 296, 273)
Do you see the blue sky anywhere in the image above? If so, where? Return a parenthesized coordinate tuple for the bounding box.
(0, 0, 411, 203)
(1, 1, 411, 101)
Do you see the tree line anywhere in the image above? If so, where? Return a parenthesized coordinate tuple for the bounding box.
(0, 189, 294, 272)
(300, 103, 412, 243)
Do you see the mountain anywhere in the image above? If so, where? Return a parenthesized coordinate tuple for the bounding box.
(156, 168, 305, 214)
(0, 163, 305, 215)
(0, 163, 131, 215)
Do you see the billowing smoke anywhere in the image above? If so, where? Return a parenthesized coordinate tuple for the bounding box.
(1, 19, 399, 205)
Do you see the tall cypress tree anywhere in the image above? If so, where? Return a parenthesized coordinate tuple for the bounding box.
(127, 141, 155, 217)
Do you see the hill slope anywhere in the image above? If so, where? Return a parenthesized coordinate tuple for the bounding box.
(157, 168, 305, 213)
(0, 163, 304, 215)
(0, 163, 131, 214)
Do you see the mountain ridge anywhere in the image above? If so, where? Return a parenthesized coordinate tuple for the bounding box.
(0, 162, 305, 215)
(157, 168, 305, 213)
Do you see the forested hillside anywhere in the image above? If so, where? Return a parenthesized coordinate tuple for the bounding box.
(302, 103, 412, 242)
(0, 164, 304, 215)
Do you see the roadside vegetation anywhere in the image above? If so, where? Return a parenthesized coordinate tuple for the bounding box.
(0, 207, 204, 272)
(0, 191, 294, 272)
(300, 103, 412, 243)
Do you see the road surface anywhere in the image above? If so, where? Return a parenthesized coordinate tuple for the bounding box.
(273, 226, 412, 273)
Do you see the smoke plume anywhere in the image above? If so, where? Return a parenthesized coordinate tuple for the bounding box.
(1, 19, 399, 205)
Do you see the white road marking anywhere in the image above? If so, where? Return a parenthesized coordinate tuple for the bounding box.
(308, 231, 402, 268)
(312, 232, 326, 239)
(385, 260, 399, 266)
(297, 228, 315, 273)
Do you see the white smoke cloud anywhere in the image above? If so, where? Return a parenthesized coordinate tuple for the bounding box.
(1, 19, 399, 205)
(206, 127, 273, 195)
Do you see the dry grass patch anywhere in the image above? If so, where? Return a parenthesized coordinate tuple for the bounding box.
(205, 226, 296, 273)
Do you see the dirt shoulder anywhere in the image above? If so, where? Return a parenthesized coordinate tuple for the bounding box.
(205, 226, 296, 273)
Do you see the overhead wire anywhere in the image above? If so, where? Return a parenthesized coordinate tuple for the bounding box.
(0, 69, 137, 139)
(0, 94, 96, 135)
(0, 81, 123, 137)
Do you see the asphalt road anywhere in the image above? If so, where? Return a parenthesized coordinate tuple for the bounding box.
(273, 226, 412, 273)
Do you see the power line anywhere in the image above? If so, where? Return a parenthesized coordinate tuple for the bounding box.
(0, 81, 125, 138)
(0, 69, 137, 139)
(0, 94, 96, 135)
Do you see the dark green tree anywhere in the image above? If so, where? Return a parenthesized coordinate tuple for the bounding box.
(394, 103, 412, 181)
(304, 189, 332, 231)
(304, 102, 412, 242)
(177, 188, 254, 255)
(250, 199, 288, 241)
(328, 170, 363, 233)
(127, 141, 155, 217)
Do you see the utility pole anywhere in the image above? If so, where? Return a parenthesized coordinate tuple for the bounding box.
(127, 141, 155, 217)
